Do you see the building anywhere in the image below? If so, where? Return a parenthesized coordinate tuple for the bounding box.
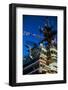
(23, 42, 57, 74)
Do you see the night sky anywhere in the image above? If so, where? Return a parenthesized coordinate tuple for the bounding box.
(23, 15, 57, 57)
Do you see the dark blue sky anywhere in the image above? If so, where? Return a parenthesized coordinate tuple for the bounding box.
(23, 15, 57, 57)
